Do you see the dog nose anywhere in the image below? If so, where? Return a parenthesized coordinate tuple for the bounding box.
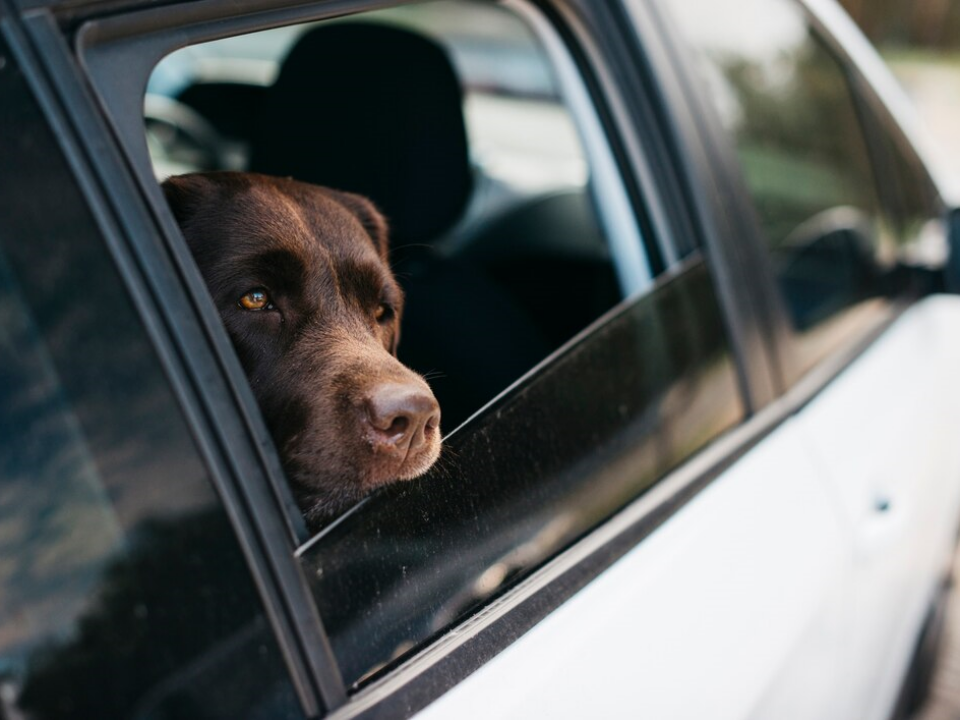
(364, 383, 440, 453)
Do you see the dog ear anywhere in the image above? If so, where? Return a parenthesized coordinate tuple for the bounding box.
(329, 190, 390, 261)
(161, 174, 215, 227)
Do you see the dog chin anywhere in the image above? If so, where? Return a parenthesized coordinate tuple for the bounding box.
(295, 480, 366, 528)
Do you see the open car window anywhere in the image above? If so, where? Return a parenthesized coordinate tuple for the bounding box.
(136, 0, 744, 698)
(146, 2, 651, 431)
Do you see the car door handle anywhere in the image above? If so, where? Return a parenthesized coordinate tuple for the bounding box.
(873, 494, 892, 513)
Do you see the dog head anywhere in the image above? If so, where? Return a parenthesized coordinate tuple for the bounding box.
(162, 172, 441, 526)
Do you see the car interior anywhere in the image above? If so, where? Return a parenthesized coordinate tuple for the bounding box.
(145, 2, 625, 430)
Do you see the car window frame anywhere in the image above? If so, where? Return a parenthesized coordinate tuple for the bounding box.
(7, 0, 790, 715)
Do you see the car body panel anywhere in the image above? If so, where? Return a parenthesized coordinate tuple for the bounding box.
(795, 295, 960, 719)
(415, 412, 850, 719)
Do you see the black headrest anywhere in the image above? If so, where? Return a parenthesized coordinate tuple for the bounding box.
(251, 23, 472, 246)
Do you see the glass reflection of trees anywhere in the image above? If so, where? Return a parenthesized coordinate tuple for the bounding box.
(673, 0, 901, 373)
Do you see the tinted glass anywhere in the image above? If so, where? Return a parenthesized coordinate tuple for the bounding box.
(662, 0, 902, 379)
(300, 259, 743, 687)
(0, 46, 302, 720)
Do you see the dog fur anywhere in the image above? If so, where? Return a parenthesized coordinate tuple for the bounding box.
(162, 171, 441, 527)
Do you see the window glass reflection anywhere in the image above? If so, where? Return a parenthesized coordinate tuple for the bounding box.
(664, 0, 900, 378)
(0, 59, 302, 718)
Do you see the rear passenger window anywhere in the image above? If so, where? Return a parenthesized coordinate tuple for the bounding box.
(147, 2, 647, 430)
(135, 0, 745, 692)
(662, 0, 910, 380)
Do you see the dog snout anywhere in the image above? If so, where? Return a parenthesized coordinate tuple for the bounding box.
(364, 383, 440, 453)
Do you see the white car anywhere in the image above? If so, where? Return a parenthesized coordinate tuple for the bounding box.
(1, 0, 959, 718)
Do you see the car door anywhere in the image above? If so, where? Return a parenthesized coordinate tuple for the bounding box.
(656, 0, 960, 717)
(24, 2, 760, 717)
(71, 0, 846, 717)
(75, 0, 863, 716)
(788, 5, 960, 716)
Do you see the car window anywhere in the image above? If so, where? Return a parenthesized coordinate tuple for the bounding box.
(660, 0, 908, 382)
(138, 0, 745, 695)
(0, 55, 302, 720)
(148, 5, 582, 195)
(146, 1, 651, 430)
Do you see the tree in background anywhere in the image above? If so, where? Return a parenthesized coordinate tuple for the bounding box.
(839, 0, 960, 49)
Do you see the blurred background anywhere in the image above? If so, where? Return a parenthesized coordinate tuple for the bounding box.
(839, 0, 960, 199)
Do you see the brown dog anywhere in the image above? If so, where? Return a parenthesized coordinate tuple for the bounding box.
(162, 171, 441, 527)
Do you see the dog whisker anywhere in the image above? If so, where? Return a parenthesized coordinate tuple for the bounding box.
(427, 445, 461, 481)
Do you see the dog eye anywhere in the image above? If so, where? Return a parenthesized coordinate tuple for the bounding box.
(238, 288, 273, 311)
(374, 303, 394, 322)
